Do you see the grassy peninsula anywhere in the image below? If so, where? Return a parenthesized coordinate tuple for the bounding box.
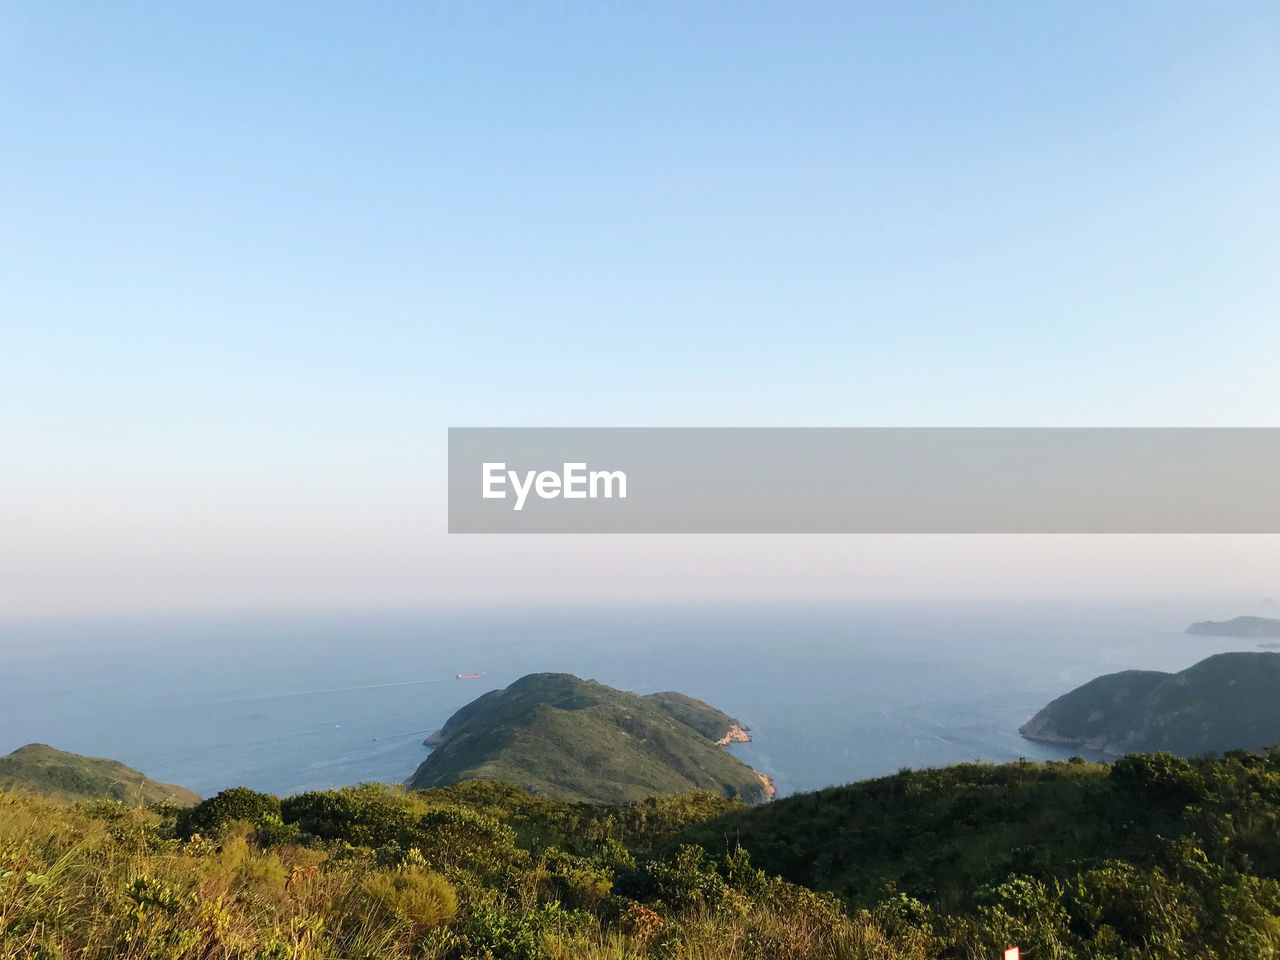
(407, 673, 772, 804)
(1019, 651, 1280, 756)
(0, 743, 199, 806)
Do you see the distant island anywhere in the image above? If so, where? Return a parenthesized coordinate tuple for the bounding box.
(0, 743, 199, 805)
(1020, 651, 1280, 756)
(408, 672, 774, 804)
(1185, 615, 1280, 637)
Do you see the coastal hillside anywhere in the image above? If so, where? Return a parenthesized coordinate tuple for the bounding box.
(672, 753, 1280, 909)
(1185, 614, 1280, 637)
(8, 752, 1280, 959)
(0, 742, 199, 805)
(407, 673, 772, 804)
(1019, 651, 1280, 755)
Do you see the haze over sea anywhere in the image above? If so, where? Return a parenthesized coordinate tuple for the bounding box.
(1, 600, 1273, 800)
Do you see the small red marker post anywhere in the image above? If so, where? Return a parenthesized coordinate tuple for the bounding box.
(1004, 948, 1020, 960)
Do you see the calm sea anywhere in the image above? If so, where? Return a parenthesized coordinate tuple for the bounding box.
(0, 600, 1271, 799)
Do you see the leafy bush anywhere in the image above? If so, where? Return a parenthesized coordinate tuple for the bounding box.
(281, 784, 416, 846)
(410, 805, 518, 873)
(640, 844, 728, 912)
(363, 864, 458, 933)
(177, 786, 281, 838)
(1110, 752, 1207, 804)
(535, 849, 614, 909)
(458, 902, 578, 960)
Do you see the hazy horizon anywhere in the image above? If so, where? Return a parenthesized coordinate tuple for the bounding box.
(2, 534, 1277, 620)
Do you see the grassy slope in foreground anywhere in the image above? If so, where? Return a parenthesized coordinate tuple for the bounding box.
(1019, 651, 1280, 756)
(408, 672, 771, 804)
(11, 752, 1280, 958)
(671, 751, 1280, 912)
(0, 742, 199, 806)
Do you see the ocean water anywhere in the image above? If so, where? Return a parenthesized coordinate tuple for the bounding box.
(0, 600, 1271, 799)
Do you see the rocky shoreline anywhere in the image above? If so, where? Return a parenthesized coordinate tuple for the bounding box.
(712, 724, 776, 801)
(423, 728, 447, 747)
(756, 771, 777, 801)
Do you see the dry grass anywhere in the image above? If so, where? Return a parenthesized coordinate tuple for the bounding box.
(0, 787, 949, 960)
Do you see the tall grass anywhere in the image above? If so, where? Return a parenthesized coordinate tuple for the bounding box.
(0, 788, 929, 960)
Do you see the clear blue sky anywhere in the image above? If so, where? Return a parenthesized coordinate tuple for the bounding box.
(3, 2, 1278, 615)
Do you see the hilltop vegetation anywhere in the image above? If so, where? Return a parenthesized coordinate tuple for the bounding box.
(1019, 652, 1280, 755)
(673, 754, 1280, 908)
(640, 691, 744, 742)
(0, 743, 199, 806)
(409, 673, 770, 804)
(7, 751, 1280, 958)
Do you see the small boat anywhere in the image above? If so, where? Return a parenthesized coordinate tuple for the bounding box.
(457, 673, 482, 680)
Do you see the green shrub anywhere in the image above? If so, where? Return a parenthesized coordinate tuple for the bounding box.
(536, 850, 614, 909)
(1110, 752, 1207, 804)
(282, 784, 415, 846)
(409, 806, 519, 873)
(178, 787, 282, 838)
(967, 875, 1074, 960)
(363, 864, 458, 933)
(459, 902, 577, 960)
(641, 844, 728, 912)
